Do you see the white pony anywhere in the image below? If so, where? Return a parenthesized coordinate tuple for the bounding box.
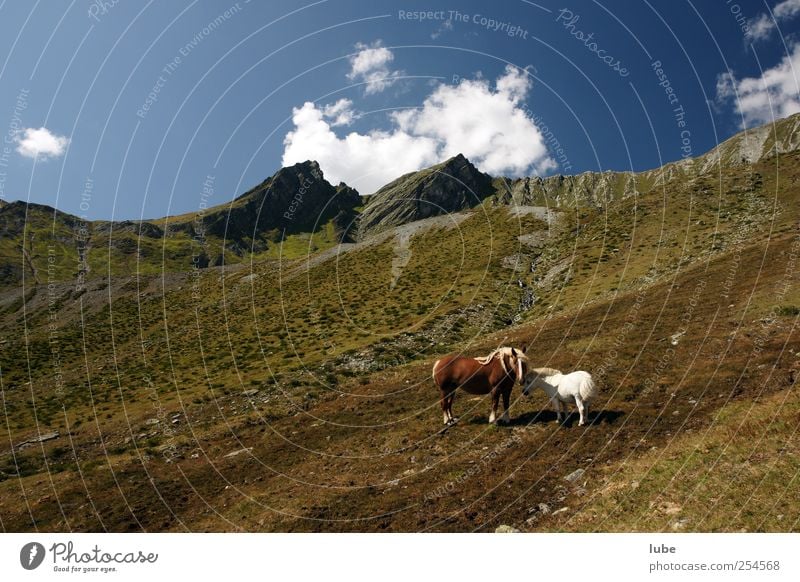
(523, 367, 598, 426)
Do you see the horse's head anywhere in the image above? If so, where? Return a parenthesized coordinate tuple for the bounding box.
(506, 345, 529, 386)
(522, 367, 559, 396)
(522, 370, 535, 396)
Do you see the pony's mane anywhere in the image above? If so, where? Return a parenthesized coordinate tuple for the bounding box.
(531, 366, 561, 377)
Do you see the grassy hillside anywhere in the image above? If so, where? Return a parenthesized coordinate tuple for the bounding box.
(0, 145, 798, 531)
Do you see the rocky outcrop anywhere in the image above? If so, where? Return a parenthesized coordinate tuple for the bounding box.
(357, 154, 494, 237)
(194, 161, 361, 248)
(497, 171, 639, 207)
(495, 112, 800, 208)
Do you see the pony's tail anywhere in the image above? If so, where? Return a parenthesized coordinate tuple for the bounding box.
(579, 373, 598, 401)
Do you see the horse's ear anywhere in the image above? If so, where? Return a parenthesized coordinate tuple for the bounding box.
(521, 344, 527, 354)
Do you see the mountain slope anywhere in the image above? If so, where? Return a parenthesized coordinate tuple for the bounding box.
(0, 161, 360, 289)
(357, 153, 494, 237)
(0, 115, 798, 533)
(497, 112, 800, 207)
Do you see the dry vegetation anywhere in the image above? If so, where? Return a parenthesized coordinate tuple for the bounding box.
(0, 150, 798, 532)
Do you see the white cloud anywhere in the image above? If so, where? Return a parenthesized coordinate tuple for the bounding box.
(322, 98, 357, 127)
(282, 65, 555, 194)
(746, 0, 800, 42)
(747, 14, 777, 42)
(716, 43, 800, 126)
(775, 0, 800, 19)
(347, 41, 402, 95)
(14, 127, 70, 159)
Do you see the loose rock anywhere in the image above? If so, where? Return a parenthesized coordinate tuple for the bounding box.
(564, 468, 585, 483)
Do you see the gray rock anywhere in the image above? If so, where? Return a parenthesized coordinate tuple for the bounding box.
(16, 431, 60, 449)
(242, 389, 259, 397)
(564, 468, 586, 483)
(224, 447, 253, 459)
(144, 418, 160, 426)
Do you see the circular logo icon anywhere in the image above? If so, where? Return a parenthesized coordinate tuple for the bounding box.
(20, 542, 46, 570)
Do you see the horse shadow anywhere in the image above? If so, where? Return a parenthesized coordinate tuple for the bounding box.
(509, 409, 624, 428)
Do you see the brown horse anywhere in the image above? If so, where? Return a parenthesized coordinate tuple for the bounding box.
(432, 346, 529, 425)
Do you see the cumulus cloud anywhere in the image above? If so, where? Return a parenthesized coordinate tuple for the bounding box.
(14, 127, 70, 159)
(716, 43, 800, 126)
(347, 41, 402, 95)
(322, 98, 357, 127)
(746, 0, 800, 42)
(282, 65, 555, 194)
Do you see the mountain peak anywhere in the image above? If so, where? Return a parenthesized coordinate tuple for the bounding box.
(357, 154, 493, 237)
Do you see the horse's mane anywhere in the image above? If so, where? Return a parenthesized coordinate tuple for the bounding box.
(474, 347, 512, 364)
(530, 366, 561, 377)
(474, 347, 528, 373)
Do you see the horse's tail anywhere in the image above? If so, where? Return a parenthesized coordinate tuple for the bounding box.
(432, 359, 441, 388)
(578, 372, 598, 402)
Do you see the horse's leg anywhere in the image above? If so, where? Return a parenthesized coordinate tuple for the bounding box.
(440, 387, 451, 425)
(446, 391, 457, 424)
(489, 388, 500, 424)
(500, 387, 511, 424)
(574, 395, 586, 426)
(552, 396, 562, 423)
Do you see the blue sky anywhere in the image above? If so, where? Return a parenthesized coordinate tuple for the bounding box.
(0, 0, 798, 221)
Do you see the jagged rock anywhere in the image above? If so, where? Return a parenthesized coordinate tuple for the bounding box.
(242, 389, 259, 397)
(200, 161, 361, 244)
(224, 447, 253, 458)
(358, 154, 493, 237)
(16, 431, 60, 449)
(494, 525, 521, 533)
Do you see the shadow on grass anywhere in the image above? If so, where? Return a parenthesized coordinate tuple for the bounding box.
(510, 409, 624, 427)
(449, 409, 624, 429)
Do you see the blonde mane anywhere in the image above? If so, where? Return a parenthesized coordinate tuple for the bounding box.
(474, 347, 528, 374)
